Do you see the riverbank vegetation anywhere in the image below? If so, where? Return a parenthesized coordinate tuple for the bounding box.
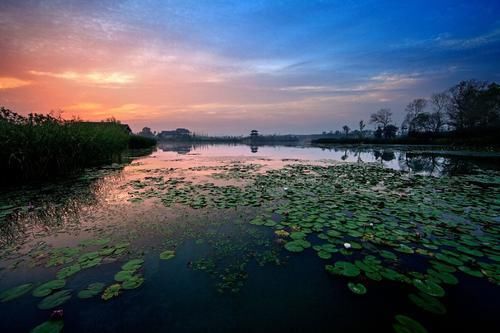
(0, 107, 156, 185)
(314, 80, 500, 146)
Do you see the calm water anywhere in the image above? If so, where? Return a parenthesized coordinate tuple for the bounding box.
(0, 144, 499, 332)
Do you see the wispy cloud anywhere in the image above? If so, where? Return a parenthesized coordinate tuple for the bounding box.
(395, 28, 500, 51)
(28, 70, 135, 85)
(63, 103, 103, 111)
(0, 77, 31, 89)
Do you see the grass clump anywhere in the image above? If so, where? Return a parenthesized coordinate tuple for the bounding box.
(0, 107, 150, 184)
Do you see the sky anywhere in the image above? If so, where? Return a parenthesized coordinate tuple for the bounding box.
(0, 0, 499, 135)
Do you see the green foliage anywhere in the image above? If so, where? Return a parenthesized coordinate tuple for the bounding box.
(128, 134, 157, 149)
(0, 107, 130, 184)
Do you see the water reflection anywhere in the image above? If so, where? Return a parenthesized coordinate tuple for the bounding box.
(318, 146, 500, 176)
(159, 142, 499, 176)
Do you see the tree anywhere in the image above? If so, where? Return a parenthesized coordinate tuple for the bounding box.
(383, 124, 398, 139)
(429, 92, 450, 132)
(342, 125, 350, 136)
(447, 80, 486, 130)
(370, 108, 392, 131)
(358, 120, 366, 138)
(404, 98, 427, 133)
(138, 127, 155, 138)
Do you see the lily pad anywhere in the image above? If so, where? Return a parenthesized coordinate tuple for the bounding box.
(159, 250, 175, 260)
(393, 315, 428, 333)
(122, 275, 144, 290)
(56, 264, 81, 279)
(121, 259, 144, 271)
(38, 290, 72, 310)
(0, 283, 33, 302)
(33, 280, 66, 297)
(284, 239, 311, 253)
(78, 282, 105, 299)
(30, 320, 64, 333)
(413, 279, 445, 297)
(408, 292, 446, 315)
(325, 261, 360, 277)
(102, 284, 121, 301)
(347, 282, 367, 295)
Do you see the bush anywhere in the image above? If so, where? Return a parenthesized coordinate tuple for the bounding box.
(128, 134, 157, 149)
(0, 107, 130, 184)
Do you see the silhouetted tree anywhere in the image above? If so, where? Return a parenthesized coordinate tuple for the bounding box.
(430, 92, 450, 132)
(138, 127, 155, 138)
(404, 98, 427, 133)
(447, 80, 488, 130)
(370, 108, 392, 131)
(383, 125, 398, 139)
(342, 125, 350, 136)
(359, 120, 366, 138)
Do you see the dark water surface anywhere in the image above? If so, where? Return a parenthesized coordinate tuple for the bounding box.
(0, 144, 499, 332)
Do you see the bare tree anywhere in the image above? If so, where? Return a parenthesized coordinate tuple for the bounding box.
(370, 108, 392, 131)
(404, 98, 427, 132)
(358, 120, 366, 138)
(430, 92, 450, 132)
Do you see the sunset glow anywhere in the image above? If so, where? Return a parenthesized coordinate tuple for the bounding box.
(0, 1, 499, 134)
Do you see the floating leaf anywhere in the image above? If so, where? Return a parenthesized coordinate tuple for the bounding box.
(0, 283, 33, 302)
(408, 292, 446, 315)
(33, 280, 66, 298)
(30, 320, 64, 333)
(325, 261, 360, 277)
(347, 282, 367, 295)
(413, 279, 445, 297)
(102, 284, 121, 301)
(159, 250, 175, 260)
(77, 282, 105, 299)
(393, 315, 427, 333)
(38, 290, 71, 310)
(121, 259, 144, 271)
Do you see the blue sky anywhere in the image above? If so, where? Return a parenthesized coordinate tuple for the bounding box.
(0, 0, 499, 134)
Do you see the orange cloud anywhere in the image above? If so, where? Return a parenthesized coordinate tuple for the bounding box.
(28, 70, 135, 85)
(63, 103, 103, 111)
(0, 77, 32, 89)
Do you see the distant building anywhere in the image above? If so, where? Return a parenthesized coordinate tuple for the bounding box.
(157, 128, 191, 140)
(250, 130, 259, 137)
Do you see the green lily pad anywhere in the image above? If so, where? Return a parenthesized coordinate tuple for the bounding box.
(77, 282, 105, 299)
(102, 284, 121, 301)
(413, 279, 445, 297)
(56, 264, 81, 279)
(0, 283, 33, 302)
(347, 282, 367, 295)
(114, 270, 135, 282)
(325, 261, 360, 277)
(122, 275, 144, 290)
(121, 259, 144, 271)
(30, 320, 64, 333)
(408, 292, 446, 315)
(393, 315, 428, 333)
(317, 251, 332, 260)
(284, 239, 311, 253)
(290, 231, 306, 240)
(33, 280, 66, 297)
(458, 266, 483, 278)
(38, 290, 72, 310)
(159, 250, 175, 260)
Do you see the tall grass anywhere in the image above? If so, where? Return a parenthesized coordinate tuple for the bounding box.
(0, 107, 134, 184)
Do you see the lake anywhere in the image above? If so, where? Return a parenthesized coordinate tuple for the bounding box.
(0, 144, 499, 333)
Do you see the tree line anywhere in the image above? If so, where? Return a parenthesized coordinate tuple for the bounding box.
(340, 79, 500, 141)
